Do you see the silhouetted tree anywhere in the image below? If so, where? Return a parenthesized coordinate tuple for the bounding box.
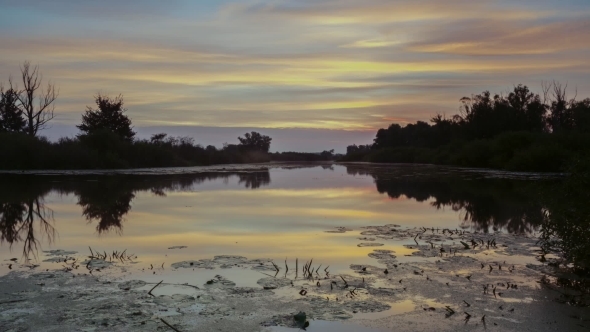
(77, 94, 135, 141)
(0, 87, 26, 132)
(320, 149, 335, 159)
(238, 131, 272, 152)
(457, 86, 546, 139)
(367, 84, 568, 154)
(270, 151, 336, 161)
(373, 121, 437, 148)
(150, 133, 167, 143)
(506, 84, 547, 132)
(546, 82, 574, 132)
(570, 99, 590, 133)
(8, 61, 58, 136)
(347, 144, 372, 154)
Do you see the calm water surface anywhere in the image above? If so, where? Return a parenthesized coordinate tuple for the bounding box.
(0, 163, 556, 281)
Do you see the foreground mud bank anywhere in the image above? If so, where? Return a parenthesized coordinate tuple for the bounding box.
(1, 226, 589, 331)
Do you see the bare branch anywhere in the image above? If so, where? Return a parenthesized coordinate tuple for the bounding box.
(572, 87, 578, 103)
(541, 81, 552, 105)
(552, 80, 567, 102)
(13, 61, 58, 136)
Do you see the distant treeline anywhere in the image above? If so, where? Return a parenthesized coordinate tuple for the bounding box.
(0, 62, 343, 169)
(0, 92, 274, 169)
(0, 62, 282, 169)
(343, 83, 590, 172)
(270, 150, 340, 162)
(0, 131, 273, 170)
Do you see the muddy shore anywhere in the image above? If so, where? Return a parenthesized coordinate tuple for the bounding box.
(1, 225, 588, 331)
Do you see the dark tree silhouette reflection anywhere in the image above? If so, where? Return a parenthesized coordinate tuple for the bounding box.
(0, 170, 272, 254)
(238, 172, 271, 189)
(62, 171, 272, 234)
(346, 165, 551, 234)
(0, 192, 56, 261)
(75, 183, 135, 235)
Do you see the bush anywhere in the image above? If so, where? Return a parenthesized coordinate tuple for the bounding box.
(446, 140, 492, 168)
(540, 157, 590, 272)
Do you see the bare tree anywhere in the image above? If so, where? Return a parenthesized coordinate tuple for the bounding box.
(10, 61, 58, 136)
(541, 80, 552, 105)
(546, 81, 578, 132)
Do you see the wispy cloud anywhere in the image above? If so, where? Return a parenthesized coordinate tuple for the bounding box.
(0, 0, 589, 139)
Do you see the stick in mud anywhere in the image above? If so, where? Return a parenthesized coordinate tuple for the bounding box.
(258, 271, 278, 278)
(148, 280, 163, 297)
(160, 318, 182, 332)
(340, 276, 348, 286)
(271, 261, 280, 272)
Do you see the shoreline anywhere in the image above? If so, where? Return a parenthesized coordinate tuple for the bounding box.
(1, 226, 587, 331)
(0, 161, 565, 178)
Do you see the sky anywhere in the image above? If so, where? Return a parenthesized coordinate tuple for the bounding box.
(1, 0, 589, 152)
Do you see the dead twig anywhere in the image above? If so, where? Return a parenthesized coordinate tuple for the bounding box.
(160, 318, 182, 332)
(148, 280, 163, 297)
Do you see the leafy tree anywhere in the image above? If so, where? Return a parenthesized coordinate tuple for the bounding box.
(77, 94, 135, 141)
(320, 149, 335, 159)
(506, 84, 547, 132)
(457, 85, 547, 139)
(237, 131, 272, 152)
(347, 144, 371, 154)
(0, 87, 26, 132)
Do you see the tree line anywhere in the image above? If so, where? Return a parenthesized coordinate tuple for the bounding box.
(0, 62, 277, 170)
(344, 84, 590, 172)
(271, 149, 338, 162)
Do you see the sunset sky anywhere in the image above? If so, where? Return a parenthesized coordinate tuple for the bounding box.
(1, 0, 589, 151)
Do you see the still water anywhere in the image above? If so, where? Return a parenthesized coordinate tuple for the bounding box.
(0, 163, 555, 279)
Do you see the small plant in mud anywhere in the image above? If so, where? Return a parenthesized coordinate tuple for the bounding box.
(88, 247, 135, 262)
(263, 257, 331, 280)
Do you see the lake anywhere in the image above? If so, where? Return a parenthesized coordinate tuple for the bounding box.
(0, 163, 552, 272)
(1, 163, 587, 331)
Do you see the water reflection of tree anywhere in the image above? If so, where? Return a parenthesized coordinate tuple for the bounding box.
(70, 171, 271, 233)
(0, 171, 272, 252)
(346, 165, 550, 234)
(0, 193, 56, 260)
(74, 182, 135, 234)
(238, 172, 271, 189)
(540, 159, 590, 272)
